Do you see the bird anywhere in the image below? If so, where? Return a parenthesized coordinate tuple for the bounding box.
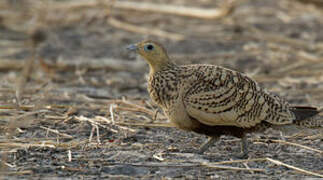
(127, 40, 322, 157)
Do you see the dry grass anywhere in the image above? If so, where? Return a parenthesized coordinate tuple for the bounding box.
(0, 0, 322, 178)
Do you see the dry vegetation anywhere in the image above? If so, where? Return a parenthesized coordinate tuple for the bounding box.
(0, 0, 322, 179)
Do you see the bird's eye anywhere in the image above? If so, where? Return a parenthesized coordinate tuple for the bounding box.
(144, 44, 154, 51)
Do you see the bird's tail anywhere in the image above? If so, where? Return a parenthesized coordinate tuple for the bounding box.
(271, 106, 322, 136)
(291, 106, 322, 128)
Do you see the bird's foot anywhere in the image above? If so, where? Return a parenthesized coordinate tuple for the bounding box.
(197, 137, 219, 154)
(233, 135, 249, 159)
(233, 151, 249, 159)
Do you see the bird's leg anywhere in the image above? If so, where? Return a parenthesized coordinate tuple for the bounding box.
(198, 136, 219, 154)
(241, 135, 249, 157)
(276, 131, 287, 152)
(234, 135, 249, 159)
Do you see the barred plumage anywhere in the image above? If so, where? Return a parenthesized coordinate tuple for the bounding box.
(127, 40, 321, 157)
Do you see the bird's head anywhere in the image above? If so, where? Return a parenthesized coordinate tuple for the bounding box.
(127, 40, 173, 73)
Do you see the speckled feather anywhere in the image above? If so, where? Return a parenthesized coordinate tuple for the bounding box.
(130, 40, 321, 155)
(148, 63, 321, 129)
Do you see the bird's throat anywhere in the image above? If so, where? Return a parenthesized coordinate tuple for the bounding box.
(147, 58, 175, 74)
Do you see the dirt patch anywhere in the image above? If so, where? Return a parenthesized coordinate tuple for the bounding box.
(0, 0, 322, 179)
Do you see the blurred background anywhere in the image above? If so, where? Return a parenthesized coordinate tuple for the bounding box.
(0, 0, 323, 178)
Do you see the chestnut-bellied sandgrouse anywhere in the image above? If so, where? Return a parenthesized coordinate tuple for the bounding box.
(127, 40, 322, 157)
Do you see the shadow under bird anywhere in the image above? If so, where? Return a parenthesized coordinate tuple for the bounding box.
(127, 40, 322, 158)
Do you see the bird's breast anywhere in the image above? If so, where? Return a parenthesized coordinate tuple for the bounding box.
(148, 74, 180, 108)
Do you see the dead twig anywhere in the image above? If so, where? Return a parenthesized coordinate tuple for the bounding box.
(0, 58, 146, 72)
(254, 139, 323, 154)
(0, 170, 33, 175)
(40, 126, 73, 139)
(15, 30, 46, 106)
(52, 0, 234, 19)
(107, 17, 185, 41)
(95, 124, 101, 144)
(297, 0, 323, 8)
(0, 142, 56, 149)
(104, 162, 265, 172)
(304, 133, 323, 140)
(109, 104, 116, 124)
(75, 115, 118, 134)
(88, 124, 101, 144)
(247, 26, 323, 51)
(115, 106, 153, 116)
(201, 163, 266, 172)
(110, 99, 165, 118)
(15, 48, 36, 106)
(0, 104, 34, 110)
(67, 150, 72, 162)
(210, 158, 267, 165)
(95, 116, 136, 133)
(89, 125, 95, 142)
(115, 122, 175, 128)
(113, 1, 234, 19)
(266, 158, 323, 178)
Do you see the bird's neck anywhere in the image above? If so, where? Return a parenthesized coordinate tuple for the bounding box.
(148, 60, 177, 75)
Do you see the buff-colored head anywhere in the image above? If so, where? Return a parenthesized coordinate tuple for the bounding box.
(127, 40, 173, 73)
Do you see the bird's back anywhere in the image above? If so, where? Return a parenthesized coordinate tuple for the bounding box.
(148, 64, 320, 129)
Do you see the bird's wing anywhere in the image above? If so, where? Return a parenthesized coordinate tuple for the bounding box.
(182, 65, 295, 128)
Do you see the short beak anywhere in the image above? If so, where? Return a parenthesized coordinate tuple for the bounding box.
(127, 44, 137, 51)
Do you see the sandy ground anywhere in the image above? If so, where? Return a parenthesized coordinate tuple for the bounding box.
(0, 0, 322, 179)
